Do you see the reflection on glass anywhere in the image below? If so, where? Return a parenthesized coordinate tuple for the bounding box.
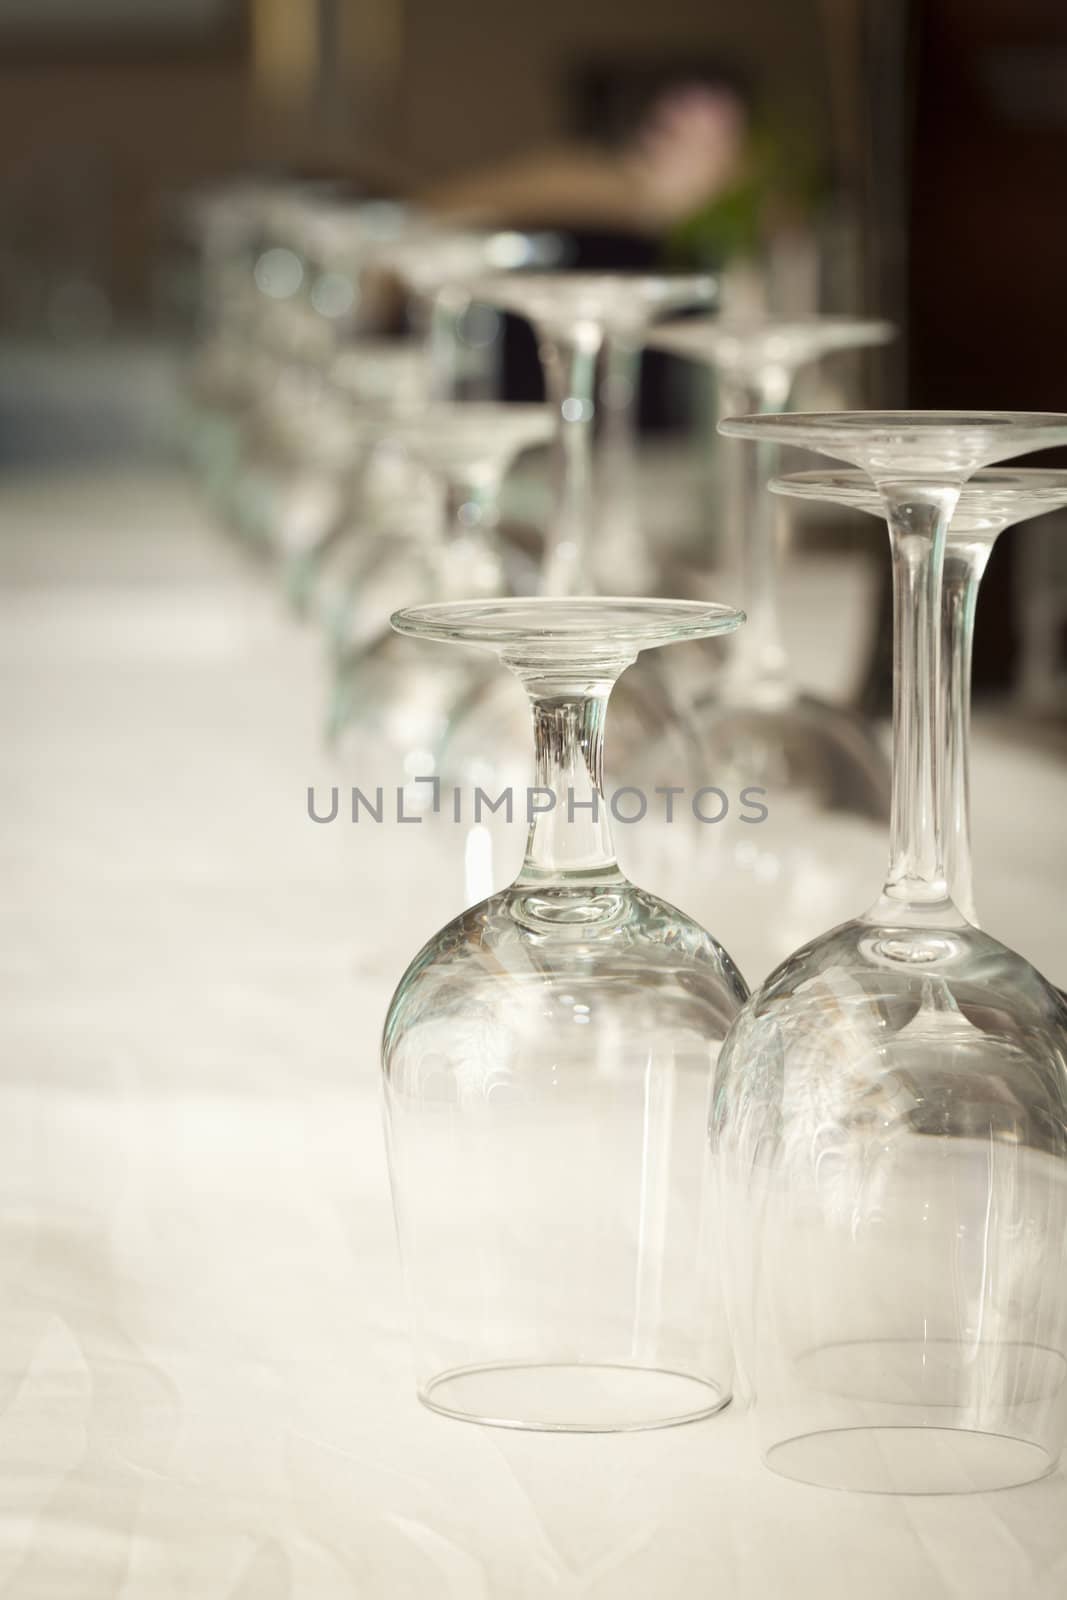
(771, 467, 1067, 927)
(329, 404, 555, 774)
(645, 317, 896, 980)
(471, 272, 714, 594)
(383, 598, 747, 1430)
(712, 411, 1067, 1494)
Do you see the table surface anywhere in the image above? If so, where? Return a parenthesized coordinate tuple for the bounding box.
(5, 460, 1067, 1599)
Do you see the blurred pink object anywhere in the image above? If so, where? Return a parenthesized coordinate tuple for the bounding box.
(628, 84, 748, 225)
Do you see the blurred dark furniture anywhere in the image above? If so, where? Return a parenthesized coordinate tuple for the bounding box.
(909, 0, 1067, 702)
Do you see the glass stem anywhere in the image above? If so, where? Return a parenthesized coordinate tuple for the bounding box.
(436, 467, 506, 599)
(410, 286, 468, 400)
(718, 368, 792, 702)
(511, 666, 630, 885)
(941, 539, 994, 927)
(539, 325, 603, 595)
(597, 336, 650, 591)
(876, 486, 960, 918)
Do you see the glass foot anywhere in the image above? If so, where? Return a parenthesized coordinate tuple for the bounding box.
(763, 1335, 1066, 1492)
(766, 1425, 1054, 1495)
(420, 1362, 729, 1432)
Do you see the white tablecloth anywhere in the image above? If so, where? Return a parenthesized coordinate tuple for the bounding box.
(5, 464, 1067, 1599)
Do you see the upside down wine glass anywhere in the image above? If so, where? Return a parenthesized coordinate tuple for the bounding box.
(712, 412, 1067, 1494)
(435, 274, 717, 895)
(330, 279, 725, 913)
(287, 226, 560, 637)
(329, 404, 555, 770)
(232, 212, 535, 575)
(771, 468, 1067, 929)
(380, 227, 562, 400)
(647, 317, 894, 701)
(249, 199, 430, 577)
(232, 342, 428, 565)
(282, 338, 436, 629)
(597, 333, 647, 589)
(645, 317, 895, 980)
(471, 273, 714, 594)
(181, 180, 298, 510)
(220, 192, 415, 536)
(382, 598, 748, 1430)
(283, 192, 415, 345)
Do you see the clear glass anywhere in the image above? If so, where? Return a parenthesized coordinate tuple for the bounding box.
(233, 356, 398, 562)
(329, 404, 555, 764)
(285, 339, 436, 630)
(281, 224, 559, 636)
(181, 181, 298, 515)
(228, 193, 417, 525)
(428, 274, 717, 901)
(770, 468, 1067, 926)
(643, 319, 896, 981)
(470, 272, 714, 594)
(246, 202, 422, 561)
(597, 333, 654, 593)
(383, 597, 748, 1430)
(291, 193, 415, 330)
(380, 227, 562, 399)
(712, 412, 1067, 1493)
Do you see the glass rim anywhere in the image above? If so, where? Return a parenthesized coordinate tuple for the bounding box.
(771, 466, 1067, 514)
(647, 314, 895, 358)
(468, 271, 717, 326)
(382, 401, 555, 444)
(470, 269, 717, 291)
(382, 400, 554, 427)
(719, 409, 1067, 440)
(391, 596, 744, 651)
(380, 403, 556, 474)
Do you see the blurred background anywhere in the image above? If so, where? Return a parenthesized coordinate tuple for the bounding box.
(4, 9, 1067, 1587)
(2, 0, 1067, 707)
(1, 0, 1066, 989)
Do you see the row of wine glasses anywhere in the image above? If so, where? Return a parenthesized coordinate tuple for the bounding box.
(181, 184, 903, 971)
(712, 413, 1067, 1494)
(182, 180, 539, 557)
(636, 314, 897, 977)
(382, 412, 1067, 1501)
(322, 286, 905, 956)
(326, 268, 721, 905)
(182, 182, 1067, 1499)
(182, 183, 708, 692)
(185, 188, 1009, 989)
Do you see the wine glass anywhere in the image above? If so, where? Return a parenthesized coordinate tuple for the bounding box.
(231, 198, 424, 557)
(284, 225, 560, 634)
(644, 316, 896, 982)
(431, 273, 718, 903)
(596, 332, 651, 592)
(470, 272, 715, 594)
(181, 180, 298, 510)
(329, 404, 555, 770)
(383, 597, 747, 1430)
(283, 192, 415, 345)
(644, 319, 895, 672)
(189, 187, 413, 537)
(228, 358, 384, 561)
(380, 226, 563, 399)
(711, 411, 1067, 1494)
(182, 179, 276, 393)
(282, 339, 435, 625)
(770, 467, 1067, 927)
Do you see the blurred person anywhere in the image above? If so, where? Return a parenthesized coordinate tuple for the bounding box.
(419, 81, 750, 239)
